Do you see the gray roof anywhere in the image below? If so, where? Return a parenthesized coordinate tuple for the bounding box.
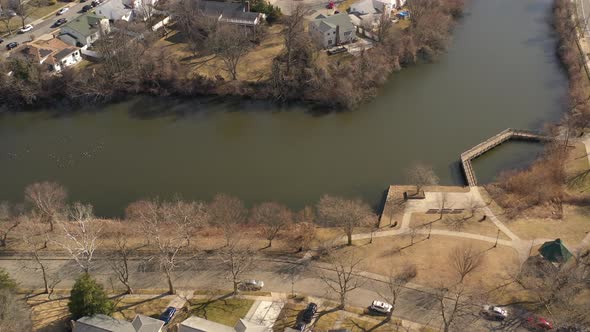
(131, 315, 164, 332)
(54, 47, 78, 61)
(350, 0, 379, 14)
(62, 13, 107, 38)
(234, 319, 267, 332)
(74, 314, 135, 332)
(179, 316, 235, 332)
(311, 13, 354, 33)
(199, 1, 244, 17)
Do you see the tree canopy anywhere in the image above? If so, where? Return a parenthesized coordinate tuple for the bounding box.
(68, 273, 114, 320)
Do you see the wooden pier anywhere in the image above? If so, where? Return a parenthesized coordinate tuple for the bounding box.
(461, 128, 553, 186)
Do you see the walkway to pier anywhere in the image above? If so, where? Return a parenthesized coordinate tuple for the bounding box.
(460, 128, 553, 186)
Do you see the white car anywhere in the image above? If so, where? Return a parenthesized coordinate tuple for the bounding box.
(369, 300, 393, 314)
(239, 279, 264, 291)
(480, 305, 508, 321)
(57, 7, 69, 15)
(19, 24, 33, 33)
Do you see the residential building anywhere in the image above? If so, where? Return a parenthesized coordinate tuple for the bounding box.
(73, 314, 135, 332)
(197, 1, 262, 27)
(9, 38, 81, 72)
(73, 314, 164, 332)
(309, 13, 355, 48)
(95, 0, 133, 21)
(132, 314, 165, 332)
(178, 317, 268, 332)
(59, 13, 110, 47)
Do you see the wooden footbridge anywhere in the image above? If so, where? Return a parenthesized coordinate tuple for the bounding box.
(461, 128, 554, 186)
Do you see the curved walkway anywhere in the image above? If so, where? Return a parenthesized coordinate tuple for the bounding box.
(350, 187, 556, 263)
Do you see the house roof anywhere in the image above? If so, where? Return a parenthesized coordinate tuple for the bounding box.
(311, 13, 354, 33)
(10, 38, 78, 66)
(74, 314, 136, 332)
(539, 238, 573, 263)
(179, 316, 235, 332)
(95, 0, 133, 21)
(350, 0, 378, 15)
(198, 1, 260, 24)
(62, 13, 107, 38)
(131, 314, 164, 332)
(234, 319, 267, 332)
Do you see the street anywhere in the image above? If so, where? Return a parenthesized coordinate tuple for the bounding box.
(0, 254, 530, 331)
(1, 0, 107, 52)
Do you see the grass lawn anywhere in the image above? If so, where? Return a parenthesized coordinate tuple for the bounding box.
(187, 298, 254, 326)
(349, 235, 519, 290)
(27, 295, 70, 332)
(565, 142, 590, 193)
(155, 24, 284, 81)
(30, 1, 69, 20)
(112, 296, 171, 321)
(0, 19, 25, 35)
(410, 212, 511, 240)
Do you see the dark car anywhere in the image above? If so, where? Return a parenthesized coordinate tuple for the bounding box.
(82, 4, 92, 11)
(53, 18, 67, 27)
(301, 303, 318, 324)
(158, 306, 177, 325)
(0, 39, 3, 44)
(6, 42, 18, 50)
(294, 321, 306, 332)
(91, 0, 99, 6)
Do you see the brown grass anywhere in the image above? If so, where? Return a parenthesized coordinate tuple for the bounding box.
(27, 295, 69, 332)
(410, 212, 511, 240)
(112, 296, 171, 321)
(349, 236, 519, 290)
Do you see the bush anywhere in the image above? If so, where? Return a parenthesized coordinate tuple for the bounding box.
(68, 273, 114, 320)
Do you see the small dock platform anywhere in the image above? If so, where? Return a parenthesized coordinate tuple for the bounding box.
(461, 128, 553, 186)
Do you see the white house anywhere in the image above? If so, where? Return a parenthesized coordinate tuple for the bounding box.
(73, 314, 164, 332)
(309, 13, 356, 49)
(95, 0, 133, 21)
(9, 38, 81, 72)
(179, 317, 268, 332)
(59, 13, 110, 47)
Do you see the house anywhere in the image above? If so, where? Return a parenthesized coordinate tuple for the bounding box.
(9, 38, 81, 72)
(59, 13, 111, 47)
(73, 314, 136, 332)
(178, 316, 268, 332)
(132, 315, 165, 332)
(349, 0, 393, 28)
(73, 314, 164, 332)
(95, 0, 133, 21)
(309, 13, 356, 48)
(197, 1, 262, 27)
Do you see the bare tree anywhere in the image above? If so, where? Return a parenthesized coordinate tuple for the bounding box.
(0, 11, 14, 35)
(405, 163, 439, 195)
(435, 284, 471, 332)
(207, 24, 253, 80)
(378, 263, 417, 320)
(161, 198, 208, 247)
(317, 195, 375, 246)
(171, 0, 215, 54)
(108, 231, 136, 294)
(283, 4, 306, 74)
(11, 0, 40, 28)
(24, 181, 67, 232)
(451, 245, 483, 283)
(219, 244, 256, 295)
(250, 202, 292, 248)
(208, 194, 247, 247)
(318, 249, 364, 308)
(436, 192, 449, 221)
(20, 221, 51, 294)
(54, 202, 101, 274)
(0, 201, 23, 247)
(129, 199, 190, 294)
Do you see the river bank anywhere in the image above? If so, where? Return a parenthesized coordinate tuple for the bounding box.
(0, 0, 465, 111)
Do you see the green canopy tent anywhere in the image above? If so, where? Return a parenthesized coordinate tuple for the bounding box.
(538, 238, 573, 263)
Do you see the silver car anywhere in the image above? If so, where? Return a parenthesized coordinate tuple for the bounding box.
(239, 279, 264, 291)
(480, 305, 508, 321)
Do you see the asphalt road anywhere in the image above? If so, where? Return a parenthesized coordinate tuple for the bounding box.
(0, 255, 533, 331)
(1, 0, 105, 53)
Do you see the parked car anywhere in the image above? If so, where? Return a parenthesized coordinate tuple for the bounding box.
(525, 316, 553, 330)
(326, 0, 334, 9)
(0, 39, 3, 44)
(239, 279, 264, 291)
(6, 42, 18, 50)
(327, 46, 347, 56)
(369, 300, 393, 315)
(158, 307, 177, 325)
(480, 305, 508, 321)
(19, 24, 33, 33)
(57, 7, 69, 15)
(53, 18, 67, 27)
(301, 303, 318, 324)
(294, 321, 306, 332)
(7, 10, 17, 17)
(82, 5, 92, 12)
